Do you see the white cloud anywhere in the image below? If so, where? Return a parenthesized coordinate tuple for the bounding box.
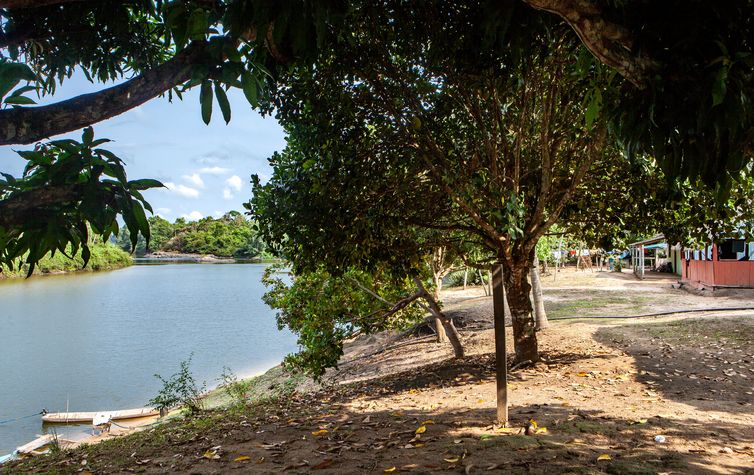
(182, 173, 205, 188)
(225, 175, 243, 192)
(212, 210, 223, 218)
(181, 210, 204, 221)
(155, 207, 172, 217)
(198, 166, 231, 175)
(222, 187, 233, 200)
(164, 182, 200, 198)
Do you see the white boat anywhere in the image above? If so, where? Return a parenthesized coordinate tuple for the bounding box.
(42, 407, 159, 424)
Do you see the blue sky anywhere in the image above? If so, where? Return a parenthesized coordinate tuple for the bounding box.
(0, 73, 287, 222)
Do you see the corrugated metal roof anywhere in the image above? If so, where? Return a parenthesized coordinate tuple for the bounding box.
(629, 234, 665, 247)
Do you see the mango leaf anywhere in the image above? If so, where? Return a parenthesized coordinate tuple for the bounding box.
(200, 80, 213, 124)
(214, 82, 231, 124)
(242, 72, 258, 108)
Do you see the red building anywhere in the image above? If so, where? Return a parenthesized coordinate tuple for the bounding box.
(682, 239, 754, 289)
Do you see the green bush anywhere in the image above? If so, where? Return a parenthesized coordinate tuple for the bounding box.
(149, 355, 206, 415)
(0, 242, 132, 278)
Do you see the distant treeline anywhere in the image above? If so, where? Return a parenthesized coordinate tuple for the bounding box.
(115, 211, 269, 259)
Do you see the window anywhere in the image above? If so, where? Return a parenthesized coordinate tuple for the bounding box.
(719, 239, 746, 260)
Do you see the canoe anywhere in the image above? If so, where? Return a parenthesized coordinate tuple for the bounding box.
(42, 407, 159, 424)
(16, 434, 56, 455)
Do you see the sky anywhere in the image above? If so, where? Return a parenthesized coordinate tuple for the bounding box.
(0, 73, 287, 222)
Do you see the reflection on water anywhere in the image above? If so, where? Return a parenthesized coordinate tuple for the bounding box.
(0, 263, 296, 454)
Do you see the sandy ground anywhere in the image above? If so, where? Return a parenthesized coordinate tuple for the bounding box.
(7, 269, 754, 474)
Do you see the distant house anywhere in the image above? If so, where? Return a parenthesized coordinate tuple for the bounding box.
(682, 238, 754, 289)
(628, 234, 682, 279)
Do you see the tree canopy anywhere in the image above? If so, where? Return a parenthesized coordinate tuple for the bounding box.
(2, 0, 754, 270)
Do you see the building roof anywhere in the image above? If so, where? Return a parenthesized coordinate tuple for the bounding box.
(629, 234, 665, 247)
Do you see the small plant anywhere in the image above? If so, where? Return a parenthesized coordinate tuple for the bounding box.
(47, 428, 61, 455)
(218, 366, 252, 406)
(148, 355, 206, 415)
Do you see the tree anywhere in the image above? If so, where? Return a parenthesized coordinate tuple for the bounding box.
(2, 1, 753, 269)
(263, 3, 617, 362)
(262, 265, 427, 377)
(0, 127, 159, 275)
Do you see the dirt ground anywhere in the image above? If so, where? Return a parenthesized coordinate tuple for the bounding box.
(7, 269, 754, 474)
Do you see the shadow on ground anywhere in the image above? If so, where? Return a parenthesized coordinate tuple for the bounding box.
(595, 316, 754, 416)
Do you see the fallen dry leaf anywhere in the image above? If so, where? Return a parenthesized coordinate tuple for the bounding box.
(444, 456, 461, 463)
(415, 425, 427, 434)
(311, 429, 329, 436)
(233, 455, 251, 462)
(597, 454, 612, 461)
(311, 459, 334, 470)
(383, 467, 397, 473)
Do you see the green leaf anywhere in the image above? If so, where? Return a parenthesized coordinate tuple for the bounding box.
(4, 95, 36, 105)
(187, 8, 209, 40)
(129, 178, 164, 190)
(711, 66, 728, 107)
(200, 80, 213, 125)
(214, 82, 232, 124)
(82, 126, 94, 145)
(241, 73, 258, 108)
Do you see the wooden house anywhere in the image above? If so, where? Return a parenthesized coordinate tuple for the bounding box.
(682, 238, 754, 289)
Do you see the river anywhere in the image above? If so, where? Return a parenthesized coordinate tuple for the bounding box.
(0, 263, 297, 455)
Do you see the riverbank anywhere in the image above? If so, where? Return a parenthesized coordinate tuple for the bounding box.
(0, 243, 132, 280)
(6, 270, 754, 473)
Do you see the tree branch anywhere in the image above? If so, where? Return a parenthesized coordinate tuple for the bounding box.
(0, 41, 208, 146)
(0, 184, 80, 229)
(522, 0, 656, 87)
(0, 0, 85, 8)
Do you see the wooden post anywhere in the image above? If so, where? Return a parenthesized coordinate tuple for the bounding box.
(491, 263, 508, 425)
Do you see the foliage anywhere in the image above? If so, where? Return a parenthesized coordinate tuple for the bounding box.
(116, 211, 268, 258)
(218, 367, 252, 406)
(251, 5, 626, 363)
(149, 355, 206, 415)
(600, 1, 754, 187)
(0, 241, 131, 278)
(261, 264, 424, 378)
(0, 127, 160, 275)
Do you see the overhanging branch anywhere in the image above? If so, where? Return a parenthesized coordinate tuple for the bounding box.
(522, 0, 656, 87)
(0, 41, 208, 146)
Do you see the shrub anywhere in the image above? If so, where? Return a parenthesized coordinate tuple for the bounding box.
(149, 355, 206, 415)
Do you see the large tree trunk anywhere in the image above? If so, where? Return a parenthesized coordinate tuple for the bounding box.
(530, 255, 549, 330)
(503, 259, 539, 364)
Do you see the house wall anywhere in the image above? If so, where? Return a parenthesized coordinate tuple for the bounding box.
(682, 244, 754, 287)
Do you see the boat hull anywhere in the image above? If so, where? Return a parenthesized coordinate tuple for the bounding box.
(41, 407, 159, 424)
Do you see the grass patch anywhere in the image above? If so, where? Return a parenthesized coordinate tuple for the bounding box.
(545, 294, 654, 319)
(0, 242, 132, 279)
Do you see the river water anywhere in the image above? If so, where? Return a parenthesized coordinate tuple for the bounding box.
(0, 263, 297, 455)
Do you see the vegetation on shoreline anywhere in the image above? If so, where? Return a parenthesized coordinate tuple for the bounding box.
(116, 211, 270, 259)
(0, 242, 132, 280)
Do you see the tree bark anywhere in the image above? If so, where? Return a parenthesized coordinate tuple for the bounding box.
(413, 277, 463, 358)
(0, 41, 208, 145)
(521, 0, 656, 88)
(530, 255, 549, 330)
(503, 259, 539, 364)
(432, 275, 447, 343)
